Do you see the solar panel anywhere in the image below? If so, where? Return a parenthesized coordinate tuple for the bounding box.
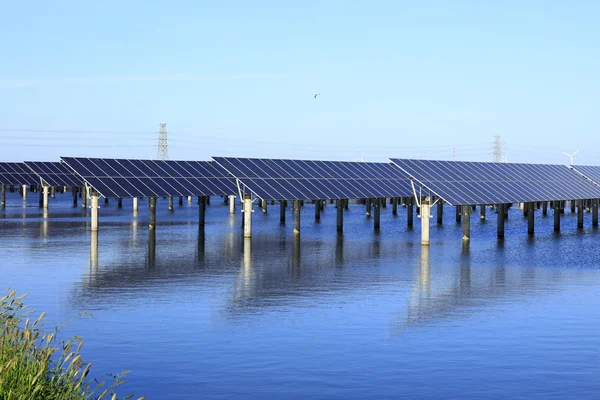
(389, 158, 600, 206)
(60, 157, 238, 198)
(212, 157, 415, 201)
(0, 162, 39, 186)
(570, 165, 600, 188)
(24, 161, 84, 187)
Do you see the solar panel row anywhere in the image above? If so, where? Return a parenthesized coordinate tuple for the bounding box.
(570, 165, 600, 188)
(0, 162, 39, 186)
(61, 157, 237, 198)
(389, 159, 600, 206)
(25, 162, 83, 187)
(213, 157, 414, 200)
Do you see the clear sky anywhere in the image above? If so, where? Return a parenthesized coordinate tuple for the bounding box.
(1, 1, 599, 164)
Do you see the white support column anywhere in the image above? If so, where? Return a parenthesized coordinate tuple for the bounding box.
(22, 184, 27, 200)
(91, 192, 99, 232)
(243, 194, 253, 238)
(229, 195, 236, 214)
(188, 196, 192, 204)
(43, 185, 49, 209)
(421, 198, 430, 246)
(133, 197, 138, 212)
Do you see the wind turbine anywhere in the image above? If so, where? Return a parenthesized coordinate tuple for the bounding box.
(353, 153, 365, 162)
(562, 149, 581, 165)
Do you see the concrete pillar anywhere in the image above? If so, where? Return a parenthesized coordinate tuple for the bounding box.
(51, 186, 55, 198)
(480, 205, 486, 220)
(38, 187, 44, 208)
(91, 192, 99, 232)
(315, 200, 321, 220)
(382, 197, 387, 208)
(407, 197, 414, 227)
(262, 199, 268, 213)
(243, 194, 252, 238)
(344, 198, 349, 210)
(462, 205, 470, 241)
(392, 197, 398, 215)
(437, 201, 443, 224)
(497, 203, 505, 238)
(554, 201, 561, 233)
(133, 197, 138, 212)
(543, 201, 548, 216)
(199, 196, 206, 227)
(365, 198, 371, 216)
(337, 199, 343, 232)
(456, 205, 461, 223)
(188, 196, 192, 204)
(229, 195, 236, 214)
(72, 187, 78, 206)
(149, 197, 157, 230)
(374, 197, 381, 229)
(118, 198, 123, 208)
(168, 196, 173, 211)
(528, 202, 535, 235)
(279, 200, 286, 224)
(593, 199, 599, 227)
(571, 200, 576, 213)
(577, 200, 584, 229)
(42, 185, 49, 209)
(0, 184, 5, 209)
(293, 200, 301, 235)
(421, 198, 430, 246)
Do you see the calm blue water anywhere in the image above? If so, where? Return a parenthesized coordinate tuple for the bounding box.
(1, 192, 600, 399)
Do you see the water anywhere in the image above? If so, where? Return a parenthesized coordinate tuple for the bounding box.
(1, 192, 600, 399)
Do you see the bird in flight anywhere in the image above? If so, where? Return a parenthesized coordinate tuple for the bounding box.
(314, 92, 320, 98)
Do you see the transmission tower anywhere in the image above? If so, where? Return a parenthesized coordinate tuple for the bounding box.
(157, 123, 168, 160)
(492, 135, 502, 163)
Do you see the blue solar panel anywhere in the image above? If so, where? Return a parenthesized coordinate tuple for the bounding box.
(61, 157, 238, 198)
(0, 162, 39, 186)
(570, 166, 600, 188)
(24, 161, 84, 187)
(212, 157, 414, 201)
(389, 158, 600, 205)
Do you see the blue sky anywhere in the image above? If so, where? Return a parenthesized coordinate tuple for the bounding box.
(1, 1, 599, 164)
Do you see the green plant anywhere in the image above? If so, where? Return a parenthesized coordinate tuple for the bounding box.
(0, 289, 144, 400)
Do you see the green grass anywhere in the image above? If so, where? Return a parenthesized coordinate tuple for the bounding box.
(0, 289, 145, 400)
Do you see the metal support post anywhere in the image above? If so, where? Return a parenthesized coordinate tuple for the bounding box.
(392, 197, 398, 215)
(229, 195, 236, 214)
(315, 200, 321, 220)
(480, 205, 486, 220)
(199, 196, 206, 227)
(554, 201, 561, 233)
(528, 202, 535, 235)
(437, 201, 443, 224)
(577, 199, 584, 229)
(42, 185, 49, 209)
(168, 196, 173, 210)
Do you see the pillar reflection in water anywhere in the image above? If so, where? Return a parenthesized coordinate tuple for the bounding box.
(233, 238, 253, 302)
(40, 210, 49, 240)
(147, 230, 156, 268)
(335, 235, 344, 267)
(292, 235, 301, 278)
(196, 230, 206, 264)
(90, 231, 98, 276)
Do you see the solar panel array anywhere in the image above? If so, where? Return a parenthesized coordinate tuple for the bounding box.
(212, 157, 414, 200)
(61, 157, 238, 198)
(0, 162, 39, 186)
(25, 161, 83, 187)
(389, 158, 600, 206)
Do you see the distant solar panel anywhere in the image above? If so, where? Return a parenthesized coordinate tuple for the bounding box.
(389, 158, 600, 206)
(0, 162, 39, 186)
(60, 157, 237, 198)
(25, 161, 83, 187)
(212, 157, 414, 200)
